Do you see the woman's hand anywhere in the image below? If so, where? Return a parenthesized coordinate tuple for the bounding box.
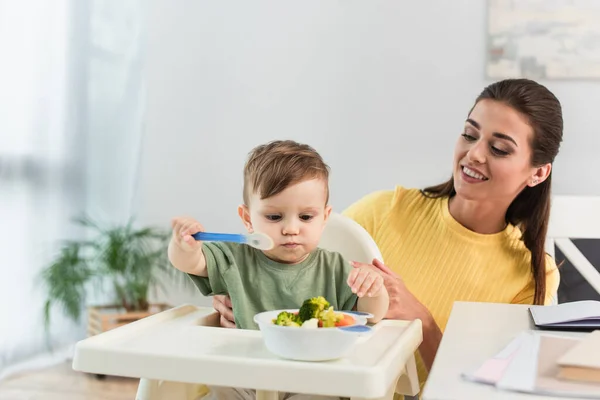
(350, 259, 428, 321)
(212, 294, 236, 328)
(351, 258, 443, 371)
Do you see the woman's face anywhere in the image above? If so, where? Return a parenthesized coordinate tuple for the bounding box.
(453, 99, 548, 203)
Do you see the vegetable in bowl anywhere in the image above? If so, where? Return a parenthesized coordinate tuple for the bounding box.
(254, 299, 372, 361)
(272, 296, 356, 328)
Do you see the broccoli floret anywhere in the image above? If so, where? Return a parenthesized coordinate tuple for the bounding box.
(298, 296, 331, 322)
(273, 311, 300, 327)
(298, 303, 320, 322)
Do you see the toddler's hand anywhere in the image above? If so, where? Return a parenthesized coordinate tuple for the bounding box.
(171, 217, 204, 252)
(347, 263, 384, 298)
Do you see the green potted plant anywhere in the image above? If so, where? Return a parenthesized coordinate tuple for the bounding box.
(40, 215, 178, 333)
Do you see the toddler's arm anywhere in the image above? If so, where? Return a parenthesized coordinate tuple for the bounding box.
(347, 265, 389, 323)
(168, 217, 208, 277)
(357, 285, 389, 323)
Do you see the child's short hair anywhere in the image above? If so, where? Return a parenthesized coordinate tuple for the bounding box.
(243, 140, 330, 205)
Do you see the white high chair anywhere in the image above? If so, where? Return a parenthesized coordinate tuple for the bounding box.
(319, 212, 384, 264)
(546, 195, 600, 303)
(133, 212, 421, 400)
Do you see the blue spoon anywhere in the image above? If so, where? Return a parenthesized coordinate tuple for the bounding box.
(192, 231, 274, 250)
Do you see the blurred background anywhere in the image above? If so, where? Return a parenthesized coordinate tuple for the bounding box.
(1, 0, 599, 396)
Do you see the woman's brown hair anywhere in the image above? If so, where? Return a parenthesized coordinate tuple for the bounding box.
(423, 79, 563, 305)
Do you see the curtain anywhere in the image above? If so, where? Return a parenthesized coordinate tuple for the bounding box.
(0, 0, 145, 377)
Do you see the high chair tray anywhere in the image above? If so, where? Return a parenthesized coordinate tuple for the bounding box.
(72, 304, 422, 398)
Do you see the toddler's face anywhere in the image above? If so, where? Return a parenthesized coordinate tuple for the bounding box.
(239, 178, 331, 264)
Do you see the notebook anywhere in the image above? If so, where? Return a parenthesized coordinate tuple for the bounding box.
(529, 300, 600, 330)
(557, 330, 600, 384)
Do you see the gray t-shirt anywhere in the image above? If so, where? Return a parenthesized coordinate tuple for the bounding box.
(187, 242, 358, 330)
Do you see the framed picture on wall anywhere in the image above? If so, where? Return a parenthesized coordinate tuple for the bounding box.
(486, 0, 600, 80)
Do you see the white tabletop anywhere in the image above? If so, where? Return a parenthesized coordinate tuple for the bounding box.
(72, 304, 423, 399)
(422, 301, 588, 400)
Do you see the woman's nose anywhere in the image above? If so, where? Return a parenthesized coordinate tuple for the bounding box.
(466, 141, 486, 164)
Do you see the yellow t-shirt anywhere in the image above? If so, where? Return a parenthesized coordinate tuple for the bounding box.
(342, 186, 559, 389)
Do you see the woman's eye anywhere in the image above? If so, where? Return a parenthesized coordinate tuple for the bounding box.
(491, 147, 509, 156)
(299, 215, 313, 221)
(461, 133, 477, 141)
(265, 215, 281, 221)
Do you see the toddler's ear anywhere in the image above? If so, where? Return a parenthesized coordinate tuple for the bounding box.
(238, 204, 254, 232)
(323, 205, 332, 222)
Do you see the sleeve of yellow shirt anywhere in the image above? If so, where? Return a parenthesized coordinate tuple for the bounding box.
(511, 254, 560, 305)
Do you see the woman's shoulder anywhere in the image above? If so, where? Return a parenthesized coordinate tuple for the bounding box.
(502, 226, 561, 301)
(342, 185, 438, 235)
(508, 243, 561, 305)
(344, 185, 432, 212)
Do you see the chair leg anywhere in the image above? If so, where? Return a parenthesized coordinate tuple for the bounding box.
(350, 375, 396, 400)
(395, 354, 420, 396)
(136, 379, 160, 400)
(136, 378, 202, 400)
(350, 354, 420, 400)
(256, 390, 280, 400)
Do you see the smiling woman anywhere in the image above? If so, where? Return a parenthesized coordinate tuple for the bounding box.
(426, 79, 563, 305)
(339, 78, 564, 389)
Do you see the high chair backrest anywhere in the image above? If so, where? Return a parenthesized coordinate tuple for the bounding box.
(546, 195, 600, 302)
(318, 212, 415, 397)
(318, 212, 384, 264)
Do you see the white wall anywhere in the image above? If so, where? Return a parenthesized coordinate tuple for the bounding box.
(137, 0, 600, 246)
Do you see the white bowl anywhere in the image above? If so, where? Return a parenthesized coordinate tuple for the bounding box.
(253, 309, 372, 361)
